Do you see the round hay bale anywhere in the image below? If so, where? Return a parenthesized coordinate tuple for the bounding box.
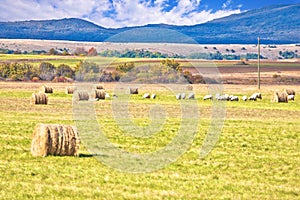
(129, 87, 138, 94)
(31, 93, 48, 105)
(65, 86, 76, 94)
(176, 93, 181, 100)
(75, 91, 89, 101)
(151, 94, 156, 99)
(285, 89, 295, 96)
(31, 124, 80, 157)
(94, 89, 106, 100)
(96, 84, 104, 90)
(40, 85, 53, 93)
(186, 85, 193, 91)
(272, 91, 288, 103)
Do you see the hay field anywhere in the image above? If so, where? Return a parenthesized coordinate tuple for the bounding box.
(0, 81, 299, 199)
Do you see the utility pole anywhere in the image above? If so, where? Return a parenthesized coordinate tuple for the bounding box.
(257, 37, 261, 90)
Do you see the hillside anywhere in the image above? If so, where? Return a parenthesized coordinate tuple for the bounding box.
(0, 4, 299, 44)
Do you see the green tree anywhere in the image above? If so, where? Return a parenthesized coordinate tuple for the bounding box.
(161, 59, 182, 72)
(56, 64, 75, 78)
(116, 62, 135, 73)
(39, 62, 56, 81)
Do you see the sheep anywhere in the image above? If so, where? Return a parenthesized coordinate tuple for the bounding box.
(176, 93, 181, 100)
(216, 94, 230, 101)
(288, 95, 295, 101)
(230, 96, 239, 101)
(181, 93, 186, 99)
(151, 94, 156, 99)
(188, 93, 195, 99)
(142, 93, 150, 98)
(249, 93, 262, 101)
(204, 94, 213, 101)
(242, 96, 248, 101)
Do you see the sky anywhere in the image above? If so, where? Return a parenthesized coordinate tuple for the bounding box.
(0, 0, 299, 28)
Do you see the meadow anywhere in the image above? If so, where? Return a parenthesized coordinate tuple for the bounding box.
(0, 80, 299, 199)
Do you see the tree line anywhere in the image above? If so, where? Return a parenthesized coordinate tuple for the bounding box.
(0, 59, 204, 84)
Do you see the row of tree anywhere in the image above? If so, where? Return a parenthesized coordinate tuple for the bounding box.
(0, 62, 75, 81)
(1, 46, 298, 60)
(0, 59, 204, 84)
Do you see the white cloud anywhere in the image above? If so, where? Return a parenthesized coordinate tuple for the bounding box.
(222, 0, 232, 9)
(0, 0, 242, 28)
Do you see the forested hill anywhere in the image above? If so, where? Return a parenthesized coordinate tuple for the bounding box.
(0, 4, 299, 44)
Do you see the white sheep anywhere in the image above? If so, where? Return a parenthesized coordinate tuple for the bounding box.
(204, 94, 213, 100)
(288, 95, 295, 101)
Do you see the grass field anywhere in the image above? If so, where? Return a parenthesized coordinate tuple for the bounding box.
(0, 81, 299, 199)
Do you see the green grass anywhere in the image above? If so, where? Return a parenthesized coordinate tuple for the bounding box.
(0, 82, 299, 199)
(0, 54, 85, 68)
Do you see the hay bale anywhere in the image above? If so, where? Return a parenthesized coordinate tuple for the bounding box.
(129, 87, 138, 94)
(65, 86, 76, 94)
(285, 89, 295, 96)
(272, 92, 288, 103)
(96, 84, 104, 90)
(40, 85, 53, 93)
(186, 85, 193, 91)
(75, 91, 89, 101)
(94, 89, 106, 100)
(31, 93, 48, 104)
(31, 124, 80, 157)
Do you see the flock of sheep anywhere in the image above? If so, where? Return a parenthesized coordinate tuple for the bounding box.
(32, 85, 296, 104)
(203, 93, 262, 102)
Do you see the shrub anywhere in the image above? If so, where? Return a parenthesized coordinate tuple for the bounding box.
(116, 62, 135, 73)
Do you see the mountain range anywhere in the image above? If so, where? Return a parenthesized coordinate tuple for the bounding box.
(0, 4, 299, 44)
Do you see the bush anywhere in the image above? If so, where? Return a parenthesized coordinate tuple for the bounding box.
(56, 64, 75, 78)
(39, 62, 56, 81)
(0, 63, 38, 81)
(116, 62, 135, 73)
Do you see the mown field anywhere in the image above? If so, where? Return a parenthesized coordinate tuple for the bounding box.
(0, 81, 299, 199)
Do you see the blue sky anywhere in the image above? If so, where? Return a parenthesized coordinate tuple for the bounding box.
(0, 0, 299, 28)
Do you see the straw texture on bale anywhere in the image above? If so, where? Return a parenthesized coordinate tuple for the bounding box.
(40, 86, 53, 93)
(96, 84, 104, 90)
(129, 87, 138, 94)
(272, 92, 288, 103)
(186, 85, 193, 91)
(31, 124, 80, 157)
(285, 89, 295, 96)
(76, 91, 89, 101)
(94, 89, 106, 100)
(65, 86, 76, 94)
(31, 93, 48, 104)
